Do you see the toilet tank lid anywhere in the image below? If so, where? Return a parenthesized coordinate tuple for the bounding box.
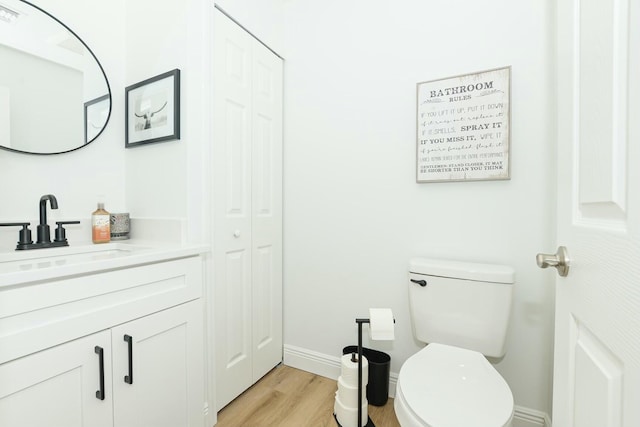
(409, 258, 515, 284)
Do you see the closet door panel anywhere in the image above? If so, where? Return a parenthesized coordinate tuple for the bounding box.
(213, 10, 254, 410)
(251, 40, 283, 381)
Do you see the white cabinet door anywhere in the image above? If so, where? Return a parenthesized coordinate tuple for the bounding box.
(213, 9, 283, 411)
(0, 330, 113, 427)
(553, 0, 640, 426)
(112, 301, 204, 427)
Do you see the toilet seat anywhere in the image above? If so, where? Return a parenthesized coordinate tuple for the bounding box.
(394, 343, 514, 427)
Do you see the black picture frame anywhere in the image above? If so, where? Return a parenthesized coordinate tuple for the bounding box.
(84, 94, 110, 144)
(125, 69, 180, 148)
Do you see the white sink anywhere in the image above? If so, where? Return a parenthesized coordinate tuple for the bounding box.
(0, 243, 151, 268)
(0, 241, 207, 288)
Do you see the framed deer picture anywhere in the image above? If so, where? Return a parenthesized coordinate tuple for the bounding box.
(125, 69, 180, 148)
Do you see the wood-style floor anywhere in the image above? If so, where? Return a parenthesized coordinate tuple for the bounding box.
(216, 365, 401, 427)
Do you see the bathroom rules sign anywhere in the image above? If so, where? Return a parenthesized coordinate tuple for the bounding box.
(416, 66, 510, 183)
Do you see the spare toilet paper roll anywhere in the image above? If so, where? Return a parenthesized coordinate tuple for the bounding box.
(340, 353, 368, 388)
(334, 394, 368, 427)
(337, 375, 367, 408)
(369, 308, 395, 341)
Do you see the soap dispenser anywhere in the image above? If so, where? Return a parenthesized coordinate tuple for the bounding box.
(92, 203, 110, 244)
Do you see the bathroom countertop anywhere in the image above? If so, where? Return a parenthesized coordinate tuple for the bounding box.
(0, 240, 209, 288)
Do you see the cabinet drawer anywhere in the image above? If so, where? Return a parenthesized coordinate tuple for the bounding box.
(0, 256, 202, 364)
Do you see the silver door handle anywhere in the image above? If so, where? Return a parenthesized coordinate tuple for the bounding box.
(536, 246, 570, 277)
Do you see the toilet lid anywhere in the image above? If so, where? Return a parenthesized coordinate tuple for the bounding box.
(397, 343, 513, 427)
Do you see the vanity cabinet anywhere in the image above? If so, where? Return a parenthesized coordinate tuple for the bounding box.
(0, 253, 205, 427)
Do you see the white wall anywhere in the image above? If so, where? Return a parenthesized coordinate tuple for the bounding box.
(0, 0, 127, 250)
(122, 0, 211, 243)
(282, 0, 556, 415)
(123, 1, 188, 220)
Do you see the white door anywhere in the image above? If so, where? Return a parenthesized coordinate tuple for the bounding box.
(112, 301, 204, 427)
(213, 9, 283, 410)
(249, 26, 284, 384)
(0, 331, 113, 427)
(552, 0, 640, 426)
(213, 9, 254, 410)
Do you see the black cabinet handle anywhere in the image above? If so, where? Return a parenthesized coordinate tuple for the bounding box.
(124, 334, 133, 384)
(95, 346, 105, 400)
(411, 279, 427, 287)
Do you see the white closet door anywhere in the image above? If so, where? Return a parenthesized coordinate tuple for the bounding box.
(250, 29, 283, 384)
(213, 9, 283, 410)
(214, 10, 254, 410)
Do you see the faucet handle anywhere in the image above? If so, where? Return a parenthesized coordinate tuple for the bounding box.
(55, 221, 81, 226)
(54, 221, 81, 243)
(0, 222, 33, 247)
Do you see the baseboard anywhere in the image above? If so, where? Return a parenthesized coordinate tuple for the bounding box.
(512, 406, 551, 427)
(283, 344, 398, 397)
(283, 344, 343, 381)
(283, 344, 551, 427)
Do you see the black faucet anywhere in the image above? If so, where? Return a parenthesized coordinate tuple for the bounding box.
(37, 194, 58, 244)
(0, 194, 80, 250)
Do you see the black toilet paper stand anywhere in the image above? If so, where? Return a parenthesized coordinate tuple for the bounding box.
(334, 318, 375, 427)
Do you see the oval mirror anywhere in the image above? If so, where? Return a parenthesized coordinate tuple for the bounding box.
(0, 0, 111, 154)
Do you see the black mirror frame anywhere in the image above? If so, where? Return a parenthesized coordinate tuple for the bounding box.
(0, 0, 112, 155)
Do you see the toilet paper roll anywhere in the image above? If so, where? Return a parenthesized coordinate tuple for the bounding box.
(340, 353, 368, 388)
(369, 308, 395, 341)
(334, 394, 367, 427)
(337, 375, 367, 408)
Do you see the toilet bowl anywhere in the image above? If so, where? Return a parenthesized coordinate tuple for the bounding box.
(394, 343, 513, 427)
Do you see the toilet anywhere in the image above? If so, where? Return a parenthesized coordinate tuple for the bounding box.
(394, 258, 515, 427)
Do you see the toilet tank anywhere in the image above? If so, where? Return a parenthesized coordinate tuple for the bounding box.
(408, 258, 515, 358)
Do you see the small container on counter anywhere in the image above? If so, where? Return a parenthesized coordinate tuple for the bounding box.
(110, 213, 130, 240)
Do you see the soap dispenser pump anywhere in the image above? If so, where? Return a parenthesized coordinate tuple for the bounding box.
(92, 203, 110, 244)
